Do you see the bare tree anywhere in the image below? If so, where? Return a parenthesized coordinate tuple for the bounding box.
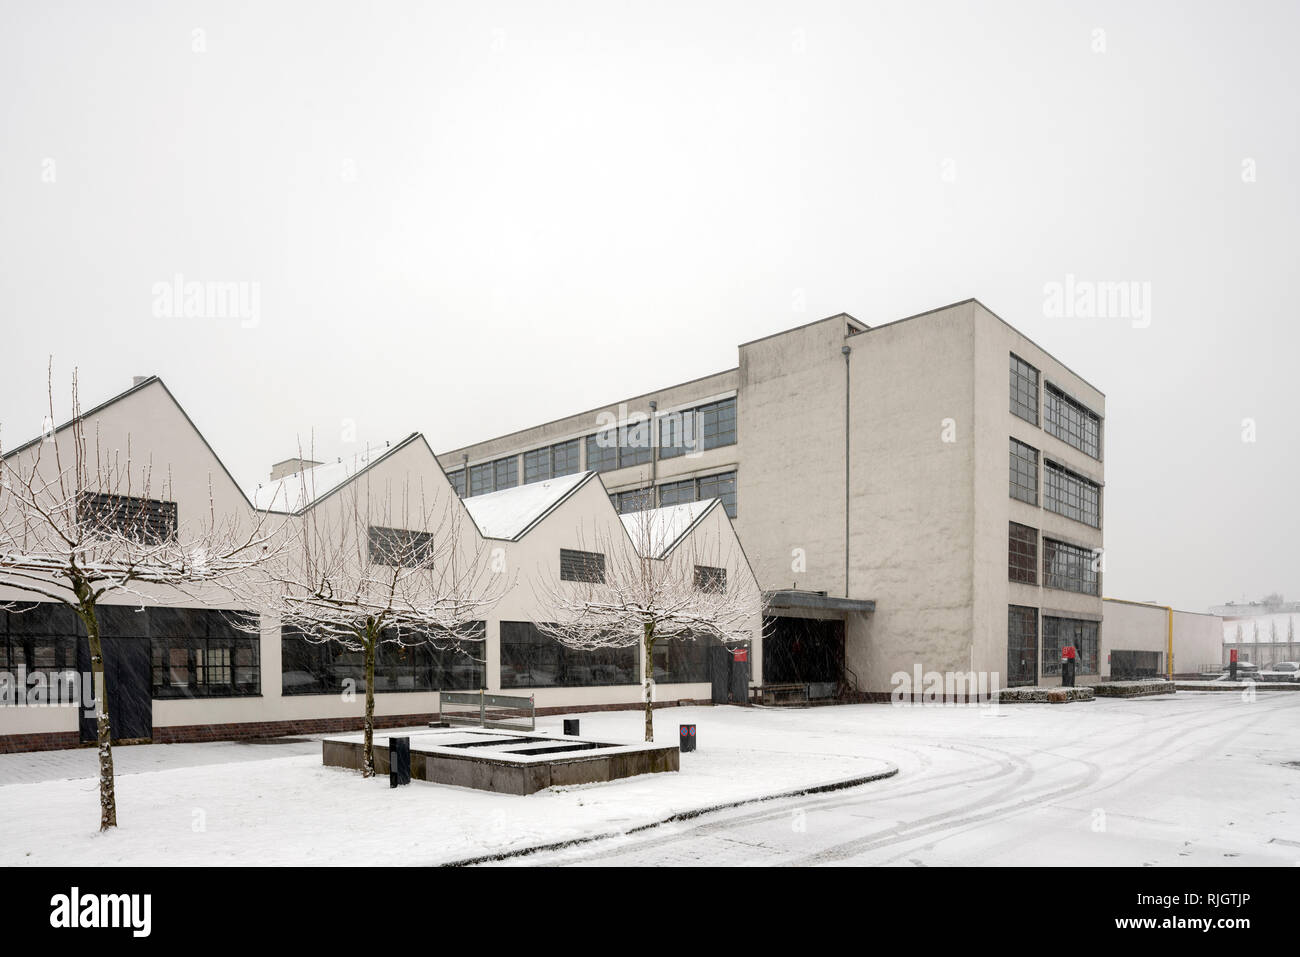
(532, 502, 761, 742)
(252, 466, 503, 777)
(0, 369, 281, 830)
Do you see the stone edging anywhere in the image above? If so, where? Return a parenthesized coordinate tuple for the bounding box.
(437, 762, 899, 867)
(1175, 681, 1300, 692)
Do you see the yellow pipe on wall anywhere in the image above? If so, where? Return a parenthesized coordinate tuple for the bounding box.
(1103, 597, 1175, 679)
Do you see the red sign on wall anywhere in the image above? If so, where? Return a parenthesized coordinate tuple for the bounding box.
(733, 648, 748, 662)
(1230, 648, 1239, 663)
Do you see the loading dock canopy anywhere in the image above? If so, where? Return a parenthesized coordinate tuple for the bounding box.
(764, 590, 876, 614)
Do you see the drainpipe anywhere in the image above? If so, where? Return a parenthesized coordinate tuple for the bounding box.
(842, 345, 852, 599)
(1165, 605, 1174, 679)
(648, 399, 658, 501)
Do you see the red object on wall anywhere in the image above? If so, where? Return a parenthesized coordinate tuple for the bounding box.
(733, 648, 748, 662)
(1230, 648, 1239, 663)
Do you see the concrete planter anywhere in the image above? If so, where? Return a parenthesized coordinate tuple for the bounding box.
(995, 686, 1095, 704)
(323, 728, 680, 795)
(1092, 680, 1176, 698)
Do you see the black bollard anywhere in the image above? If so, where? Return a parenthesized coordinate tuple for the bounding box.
(563, 719, 580, 736)
(389, 736, 411, 788)
(679, 724, 696, 753)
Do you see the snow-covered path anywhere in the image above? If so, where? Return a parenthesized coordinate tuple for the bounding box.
(499, 691, 1300, 866)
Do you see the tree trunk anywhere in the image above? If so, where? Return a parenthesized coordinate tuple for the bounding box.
(643, 621, 655, 743)
(81, 605, 117, 831)
(363, 628, 377, 778)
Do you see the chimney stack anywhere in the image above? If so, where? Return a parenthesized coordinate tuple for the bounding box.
(269, 457, 323, 481)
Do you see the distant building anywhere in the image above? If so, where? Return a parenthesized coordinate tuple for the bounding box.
(1220, 611, 1300, 668)
(1100, 599, 1223, 677)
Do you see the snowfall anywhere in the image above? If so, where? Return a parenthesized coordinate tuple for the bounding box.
(1, 690, 1298, 867)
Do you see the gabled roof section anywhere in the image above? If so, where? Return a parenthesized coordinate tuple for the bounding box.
(1, 375, 255, 509)
(252, 434, 424, 514)
(461, 471, 594, 541)
(619, 500, 717, 560)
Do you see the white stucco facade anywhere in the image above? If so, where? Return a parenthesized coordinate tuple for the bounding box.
(0, 378, 762, 750)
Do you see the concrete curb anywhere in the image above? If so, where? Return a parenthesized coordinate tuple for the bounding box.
(1176, 681, 1300, 692)
(437, 762, 900, 867)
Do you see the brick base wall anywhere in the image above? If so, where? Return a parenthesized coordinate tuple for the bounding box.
(0, 700, 717, 754)
(151, 713, 440, 744)
(0, 714, 436, 754)
(0, 731, 82, 754)
(533, 698, 709, 717)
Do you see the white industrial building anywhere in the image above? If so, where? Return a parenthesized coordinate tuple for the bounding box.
(0, 377, 761, 752)
(440, 300, 1111, 694)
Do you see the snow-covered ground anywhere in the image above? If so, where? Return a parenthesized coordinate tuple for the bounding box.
(1, 691, 1297, 867)
(0, 706, 888, 866)
(509, 691, 1300, 867)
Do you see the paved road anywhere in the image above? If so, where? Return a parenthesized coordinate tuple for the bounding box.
(502, 691, 1300, 866)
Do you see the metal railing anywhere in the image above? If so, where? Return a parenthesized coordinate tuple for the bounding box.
(439, 691, 536, 731)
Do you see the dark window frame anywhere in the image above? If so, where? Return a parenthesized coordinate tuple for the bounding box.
(368, 525, 436, 567)
(585, 433, 619, 473)
(1009, 438, 1039, 506)
(149, 610, 261, 699)
(559, 548, 606, 583)
(77, 492, 178, 544)
(499, 620, 637, 688)
(1044, 384, 1101, 460)
(279, 622, 485, 696)
(659, 397, 737, 459)
(1010, 354, 1040, 425)
(1042, 616, 1100, 676)
(1043, 461, 1101, 528)
(612, 488, 654, 514)
(1008, 522, 1038, 585)
(693, 565, 727, 592)
(1042, 537, 1100, 595)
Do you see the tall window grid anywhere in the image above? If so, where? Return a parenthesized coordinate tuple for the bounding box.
(585, 433, 618, 473)
(1008, 522, 1038, 584)
(655, 471, 738, 518)
(1009, 438, 1039, 505)
(1044, 384, 1101, 459)
(611, 488, 654, 513)
(618, 418, 653, 468)
(1043, 461, 1101, 528)
(1042, 616, 1100, 675)
(1042, 538, 1100, 595)
(1007, 605, 1039, 687)
(1010, 354, 1039, 425)
(659, 397, 737, 459)
(466, 455, 519, 496)
(523, 439, 581, 485)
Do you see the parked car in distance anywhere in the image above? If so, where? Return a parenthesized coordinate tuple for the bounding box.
(1260, 661, 1300, 683)
(1211, 661, 1259, 681)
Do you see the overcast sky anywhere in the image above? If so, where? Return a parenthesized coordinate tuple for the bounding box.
(2, 0, 1296, 612)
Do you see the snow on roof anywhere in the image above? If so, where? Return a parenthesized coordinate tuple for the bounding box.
(461, 471, 590, 540)
(619, 500, 715, 559)
(251, 442, 408, 512)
